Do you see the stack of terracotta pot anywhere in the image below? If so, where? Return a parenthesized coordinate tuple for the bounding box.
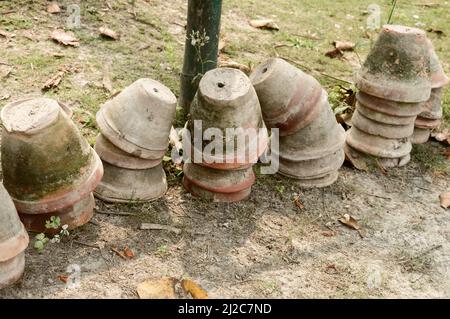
(1, 98, 103, 233)
(95, 78, 177, 203)
(250, 58, 346, 187)
(0, 183, 29, 289)
(346, 25, 432, 167)
(182, 68, 268, 202)
(412, 40, 450, 144)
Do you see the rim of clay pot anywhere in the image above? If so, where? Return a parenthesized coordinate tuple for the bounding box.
(12, 149, 103, 214)
(352, 109, 415, 139)
(277, 121, 346, 161)
(278, 149, 345, 180)
(419, 88, 443, 120)
(182, 177, 251, 203)
(344, 143, 411, 168)
(94, 163, 167, 203)
(278, 170, 339, 188)
(19, 193, 95, 233)
(0, 224, 29, 262)
(346, 126, 412, 158)
(356, 102, 417, 125)
(0, 252, 25, 290)
(415, 116, 441, 129)
(95, 134, 162, 169)
(412, 127, 431, 144)
(183, 163, 255, 194)
(427, 39, 450, 88)
(183, 125, 269, 170)
(356, 91, 424, 117)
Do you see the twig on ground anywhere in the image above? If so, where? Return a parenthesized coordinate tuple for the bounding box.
(73, 240, 100, 249)
(139, 223, 182, 235)
(94, 208, 137, 216)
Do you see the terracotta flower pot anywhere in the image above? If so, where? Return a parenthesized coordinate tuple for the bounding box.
(94, 162, 167, 203)
(356, 25, 431, 103)
(96, 78, 177, 159)
(411, 127, 431, 144)
(95, 134, 161, 170)
(428, 39, 450, 89)
(355, 101, 417, 126)
(250, 58, 323, 135)
(419, 88, 443, 120)
(1, 98, 103, 216)
(356, 92, 424, 118)
(19, 193, 95, 234)
(186, 68, 268, 170)
(344, 143, 411, 168)
(182, 163, 255, 202)
(414, 116, 441, 129)
(277, 96, 346, 161)
(346, 126, 412, 159)
(351, 109, 415, 139)
(0, 183, 29, 289)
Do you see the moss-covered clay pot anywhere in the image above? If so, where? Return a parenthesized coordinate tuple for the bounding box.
(346, 126, 412, 159)
(95, 134, 161, 170)
(344, 143, 411, 169)
(428, 39, 450, 89)
(0, 183, 29, 289)
(183, 163, 255, 202)
(186, 68, 268, 170)
(351, 109, 415, 139)
(250, 58, 323, 135)
(94, 162, 167, 203)
(96, 78, 177, 159)
(356, 25, 431, 103)
(419, 88, 443, 120)
(19, 193, 95, 234)
(356, 92, 424, 118)
(1, 98, 103, 215)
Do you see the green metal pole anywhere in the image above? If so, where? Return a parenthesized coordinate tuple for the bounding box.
(179, 0, 223, 120)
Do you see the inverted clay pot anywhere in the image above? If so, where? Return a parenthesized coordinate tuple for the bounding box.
(356, 91, 424, 118)
(419, 88, 443, 120)
(346, 126, 412, 159)
(356, 25, 431, 103)
(95, 134, 161, 170)
(344, 143, 411, 168)
(96, 78, 177, 159)
(19, 193, 95, 234)
(94, 162, 167, 203)
(250, 58, 323, 135)
(278, 148, 345, 182)
(428, 39, 450, 89)
(277, 96, 346, 161)
(0, 183, 29, 289)
(411, 127, 431, 144)
(351, 109, 415, 139)
(186, 68, 268, 170)
(356, 101, 417, 126)
(182, 163, 255, 202)
(1, 98, 103, 215)
(414, 116, 441, 129)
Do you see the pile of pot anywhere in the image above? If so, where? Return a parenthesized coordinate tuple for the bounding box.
(0, 183, 29, 289)
(346, 25, 443, 167)
(250, 58, 346, 188)
(182, 68, 268, 202)
(95, 78, 177, 203)
(1, 98, 103, 233)
(412, 40, 449, 144)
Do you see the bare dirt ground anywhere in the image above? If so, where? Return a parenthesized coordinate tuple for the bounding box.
(0, 0, 449, 298)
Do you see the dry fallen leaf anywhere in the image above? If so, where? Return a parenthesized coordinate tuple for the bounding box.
(219, 60, 252, 75)
(333, 40, 355, 52)
(431, 129, 450, 146)
(325, 48, 344, 59)
(47, 2, 61, 14)
(137, 277, 177, 299)
(111, 246, 127, 260)
(57, 275, 69, 283)
(42, 70, 65, 91)
(124, 246, 135, 259)
(99, 27, 119, 40)
(293, 195, 305, 210)
(344, 145, 369, 172)
(50, 29, 80, 47)
(440, 191, 450, 209)
(338, 214, 360, 230)
(181, 279, 209, 299)
(249, 19, 279, 31)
